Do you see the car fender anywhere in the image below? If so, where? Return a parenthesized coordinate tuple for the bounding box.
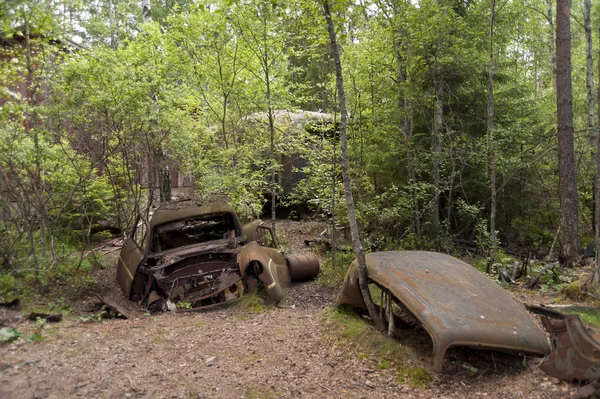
(239, 241, 283, 303)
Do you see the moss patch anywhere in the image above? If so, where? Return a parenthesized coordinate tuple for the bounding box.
(246, 386, 279, 399)
(327, 307, 423, 366)
(396, 366, 431, 388)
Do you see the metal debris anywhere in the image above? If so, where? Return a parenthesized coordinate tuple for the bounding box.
(95, 294, 130, 319)
(0, 298, 23, 311)
(27, 313, 62, 323)
(528, 305, 600, 381)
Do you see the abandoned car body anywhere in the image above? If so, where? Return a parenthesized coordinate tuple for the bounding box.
(116, 204, 319, 309)
(528, 305, 600, 381)
(336, 251, 551, 371)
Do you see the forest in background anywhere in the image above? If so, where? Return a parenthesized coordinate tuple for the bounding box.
(1, 0, 600, 297)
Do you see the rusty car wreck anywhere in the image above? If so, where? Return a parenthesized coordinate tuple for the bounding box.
(528, 305, 600, 382)
(116, 204, 319, 310)
(336, 251, 551, 371)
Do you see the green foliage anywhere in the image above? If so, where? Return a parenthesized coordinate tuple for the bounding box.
(0, 327, 22, 342)
(316, 246, 355, 288)
(1, 0, 599, 302)
(328, 307, 412, 365)
(396, 366, 432, 388)
(560, 306, 600, 328)
(78, 314, 104, 323)
(231, 291, 268, 313)
(561, 280, 585, 301)
(376, 360, 392, 370)
(25, 317, 47, 343)
(0, 274, 17, 297)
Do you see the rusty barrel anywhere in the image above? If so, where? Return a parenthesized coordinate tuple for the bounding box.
(286, 254, 320, 282)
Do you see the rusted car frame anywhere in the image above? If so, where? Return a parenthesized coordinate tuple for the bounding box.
(336, 251, 550, 371)
(528, 305, 600, 381)
(116, 204, 319, 310)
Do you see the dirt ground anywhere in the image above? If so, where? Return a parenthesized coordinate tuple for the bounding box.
(0, 220, 588, 399)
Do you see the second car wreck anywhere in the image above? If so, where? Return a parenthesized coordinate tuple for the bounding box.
(337, 251, 551, 371)
(116, 204, 319, 310)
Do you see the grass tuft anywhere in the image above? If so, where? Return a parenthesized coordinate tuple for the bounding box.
(230, 291, 268, 313)
(315, 247, 356, 288)
(328, 307, 410, 363)
(560, 306, 600, 328)
(561, 280, 585, 301)
(396, 366, 431, 388)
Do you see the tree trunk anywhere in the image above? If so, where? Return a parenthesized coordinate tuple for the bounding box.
(431, 58, 443, 248)
(262, 10, 277, 234)
(547, 0, 556, 87)
(488, 0, 497, 252)
(393, 25, 420, 248)
(323, 0, 383, 330)
(141, 0, 152, 24)
(555, 0, 582, 266)
(108, 0, 116, 50)
(584, 0, 597, 235)
(141, 2, 171, 205)
(595, 22, 600, 286)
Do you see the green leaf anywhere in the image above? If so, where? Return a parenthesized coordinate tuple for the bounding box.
(0, 327, 23, 342)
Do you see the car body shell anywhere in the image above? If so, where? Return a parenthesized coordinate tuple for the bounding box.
(336, 251, 551, 371)
(116, 204, 319, 308)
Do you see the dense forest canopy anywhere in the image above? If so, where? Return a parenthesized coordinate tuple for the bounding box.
(1, 0, 600, 290)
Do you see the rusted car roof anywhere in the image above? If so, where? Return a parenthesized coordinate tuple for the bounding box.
(337, 251, 550, 371)
(149, 204, 239, 228)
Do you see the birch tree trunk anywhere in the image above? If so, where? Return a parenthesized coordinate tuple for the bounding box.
(323, 0, 383, 330)
(142, 0, 151, 24)
(488, 0, 497, 252)
(556, 0, 581, 266)
(108, 0, 116, 50)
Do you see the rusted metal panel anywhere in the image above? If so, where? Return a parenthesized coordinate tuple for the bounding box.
(336, 251, 550, 371)
(242, 219, 263, 243)
(116, 237, 144, 300)
(239, 242, 284, 303)
(95, 294, 131, 319)
(528, 307, 600, 381)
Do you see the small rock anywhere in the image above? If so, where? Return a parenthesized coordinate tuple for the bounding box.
(205, 356, 216, 366)
(365, 380, 376, 388)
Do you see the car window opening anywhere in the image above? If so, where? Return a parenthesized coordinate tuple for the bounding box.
(153, 213, 238, 252)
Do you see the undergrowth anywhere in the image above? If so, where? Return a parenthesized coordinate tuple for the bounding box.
(315, 244, 355, 288)
(0, 244, 113, 314)
(326, 307, 431, 388)
(230, 291, 270, 313)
